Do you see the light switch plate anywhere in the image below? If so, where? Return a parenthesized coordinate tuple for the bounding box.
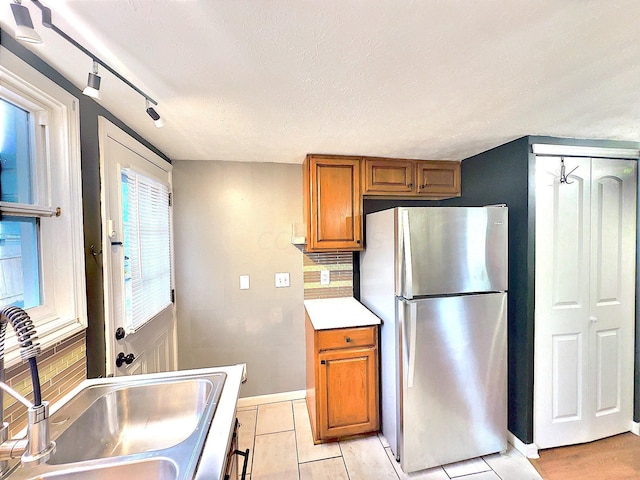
(320, 270, 330, 285)
(275, 272, 290, 288)
(239, 274, 250, 290)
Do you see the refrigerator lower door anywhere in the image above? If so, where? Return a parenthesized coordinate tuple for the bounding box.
(397, 293, 507, 473)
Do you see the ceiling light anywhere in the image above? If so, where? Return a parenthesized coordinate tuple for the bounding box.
(11, 1, 42, 44)
(146, 100, 165, 128)
(82, 61, 101, 99)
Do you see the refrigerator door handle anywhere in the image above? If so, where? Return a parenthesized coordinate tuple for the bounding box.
(404, 302, 417, 388)
(401, 210, 413, 299)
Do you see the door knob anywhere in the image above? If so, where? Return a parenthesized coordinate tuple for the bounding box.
(116, 352, 135, 367)
(589, 316, 598, 323)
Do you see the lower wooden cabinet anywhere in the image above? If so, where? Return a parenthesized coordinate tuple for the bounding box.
(305, 313, 379, 443)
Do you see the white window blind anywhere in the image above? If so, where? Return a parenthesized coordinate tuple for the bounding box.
(121, 168, 171, 332)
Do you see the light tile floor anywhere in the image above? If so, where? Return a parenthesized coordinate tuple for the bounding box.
(236, 398, 543, 480)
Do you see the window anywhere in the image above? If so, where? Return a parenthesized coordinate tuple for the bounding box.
(1, 97, 42, 310)
(121, 168, 171, 331)
(0, 47, 86, 365)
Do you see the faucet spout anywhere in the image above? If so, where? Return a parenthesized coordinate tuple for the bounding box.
(0, 306, 55, 474)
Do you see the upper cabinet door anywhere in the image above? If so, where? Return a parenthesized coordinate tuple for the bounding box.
(362, 158, 415, 194)
(416, 161, 461, 196)
(305, 155, 363, 251)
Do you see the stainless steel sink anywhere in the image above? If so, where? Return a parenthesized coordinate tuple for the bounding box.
(48, 378, 212, 464)
(6, 370, 226, 480)
(31, 458, 177, 480)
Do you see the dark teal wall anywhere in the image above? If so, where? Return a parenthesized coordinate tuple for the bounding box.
(443, 137, 534, 442)
(1, 28, 170, 378)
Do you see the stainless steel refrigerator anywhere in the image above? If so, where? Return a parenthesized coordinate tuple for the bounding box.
(360, 206, 508, 473)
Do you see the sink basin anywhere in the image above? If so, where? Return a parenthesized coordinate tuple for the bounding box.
(47, 379, 213, 464)
(5, 369, 227, 480)
(32, 458, 177, 480)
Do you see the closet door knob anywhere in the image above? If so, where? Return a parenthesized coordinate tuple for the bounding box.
(589, 316, 598, 323)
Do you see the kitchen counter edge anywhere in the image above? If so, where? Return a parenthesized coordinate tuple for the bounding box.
(304, 297, 381, 330)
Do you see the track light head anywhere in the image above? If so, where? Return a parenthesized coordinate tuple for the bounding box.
(145, 101, 165, 128)
(82, 61, 101, 99)
(11, 1, 42, 44)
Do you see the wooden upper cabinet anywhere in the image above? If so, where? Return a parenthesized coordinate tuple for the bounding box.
(302, 154, 461, 251)
(362, 157, 461, 198)
(363, 158, 415, 194)
(304, 155, 363, 251)
(416, 160, 461, 196)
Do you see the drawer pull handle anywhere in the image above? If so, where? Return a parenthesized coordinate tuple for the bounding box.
(345, 337, 351, 343)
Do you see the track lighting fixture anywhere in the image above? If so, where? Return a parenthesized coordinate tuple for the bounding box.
(10, 0, 167, 128)
(145, 100, 165, 128)
(82, 61, 101, 99)
(10, 0, 42, 44)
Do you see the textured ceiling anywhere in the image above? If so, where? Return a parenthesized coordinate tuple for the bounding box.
(2, 1, 640, 164)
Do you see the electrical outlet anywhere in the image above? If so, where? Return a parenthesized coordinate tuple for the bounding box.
(275, 272, 290, 288)
(320, 270, 330, 285)
(239, 274, 250, 290)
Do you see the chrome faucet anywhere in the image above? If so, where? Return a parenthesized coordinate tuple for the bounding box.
(0, 306, 55, 476)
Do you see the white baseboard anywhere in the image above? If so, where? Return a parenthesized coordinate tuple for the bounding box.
(237, 389, 306, 408)
(631, 422, 640, 436)
(508, 430, 539, 459)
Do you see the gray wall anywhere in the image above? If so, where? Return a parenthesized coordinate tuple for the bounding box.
(172, 160, 305, 397)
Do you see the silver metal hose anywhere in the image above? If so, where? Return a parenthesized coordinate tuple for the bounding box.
(0, 307, 42, 405)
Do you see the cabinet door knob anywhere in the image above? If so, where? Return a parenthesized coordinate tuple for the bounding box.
(345, 337, 351, 343)
(420, 184, 426, 189)
(320, 360, 326, 365)
(408, 183, 413, 188)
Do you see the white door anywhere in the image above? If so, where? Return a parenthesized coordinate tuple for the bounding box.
(99, 118, 177, 377)
(534, 156, 636, 449)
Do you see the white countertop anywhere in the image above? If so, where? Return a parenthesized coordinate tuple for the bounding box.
(304, 297, 381, 330)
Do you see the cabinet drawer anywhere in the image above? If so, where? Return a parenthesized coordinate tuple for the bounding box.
(317, 326, 375, 350)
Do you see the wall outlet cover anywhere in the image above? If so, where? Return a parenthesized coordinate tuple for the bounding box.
(320, 270, 330, 285)
(239, 274, 250, 290)
(275, 272, 290, 288)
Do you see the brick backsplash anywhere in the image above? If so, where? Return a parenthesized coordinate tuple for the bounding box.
(3, 331, 86, 437)
(303, 251, 353, 299)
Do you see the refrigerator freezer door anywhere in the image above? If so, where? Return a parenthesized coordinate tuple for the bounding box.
(397, 293, 507, 473)
(397, 207, 508, 298)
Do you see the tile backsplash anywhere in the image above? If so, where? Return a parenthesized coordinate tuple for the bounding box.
(3, 331, 86, 436)
(303, 251, 353, 299)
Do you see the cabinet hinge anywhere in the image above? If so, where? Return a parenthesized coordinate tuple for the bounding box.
(168, 192, 173, 207)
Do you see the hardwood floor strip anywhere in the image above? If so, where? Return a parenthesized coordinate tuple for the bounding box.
(529, 433, 640, 480)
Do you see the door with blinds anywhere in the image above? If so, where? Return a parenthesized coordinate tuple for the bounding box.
(99, 118, 177, 377)
(534, 156, 636, 449)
